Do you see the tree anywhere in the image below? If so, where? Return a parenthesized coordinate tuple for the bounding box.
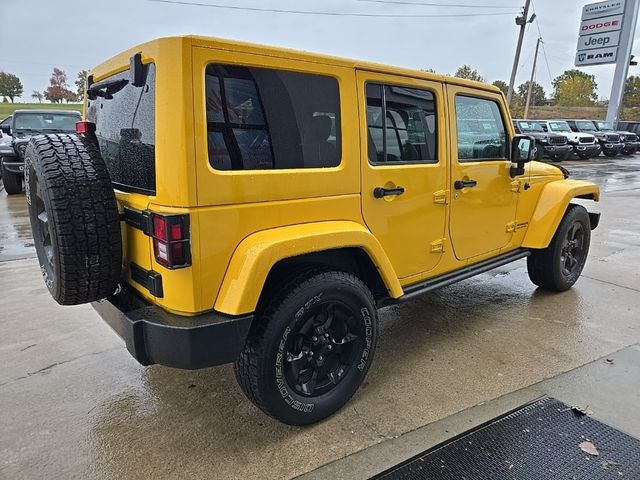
(0, 72, 24, 102)
(492, 80, 509, 96)
(454, 65, 485, 82)
(44, 67, 77, 103)
(552, 69, 597, 106)
(517, 81, 546, 106)
(622, 75, 640, 108)
(31, 90, 44, 103)
(75, 70, 88, 100)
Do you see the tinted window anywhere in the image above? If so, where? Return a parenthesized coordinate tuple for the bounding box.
(455, 95, 507, 161)
(205, 64, 341, 170)
(87, 64, 155, 194)
(365, 83, 437, 164)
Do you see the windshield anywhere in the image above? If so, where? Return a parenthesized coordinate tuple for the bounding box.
(576, 120, 597, 131)
(596, 121, 614, 131)
(517, 121, 544, 133)
(548, 121, 571, 133)
(13, 112, 79, 132)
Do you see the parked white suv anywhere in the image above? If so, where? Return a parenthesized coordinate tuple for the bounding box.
(539, 120, 601, 159)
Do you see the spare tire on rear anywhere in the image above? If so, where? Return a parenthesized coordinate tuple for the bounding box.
(24, 134, 122, 305)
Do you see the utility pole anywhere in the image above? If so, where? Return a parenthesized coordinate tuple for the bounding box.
(507, 0, 535, 106)
(524, 37, 542, 119)
(606, 0, 640, 123)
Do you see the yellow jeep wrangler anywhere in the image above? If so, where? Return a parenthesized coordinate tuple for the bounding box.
(24, 36, 600, 425)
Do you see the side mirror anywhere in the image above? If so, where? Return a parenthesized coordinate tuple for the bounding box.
(0, 125, 10, 135)
(510, 135, 534, 177)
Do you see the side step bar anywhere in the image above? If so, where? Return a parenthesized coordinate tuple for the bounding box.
(381, 248, 530, 307)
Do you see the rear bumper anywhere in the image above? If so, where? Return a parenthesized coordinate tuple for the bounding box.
(92, 288, 253, 369)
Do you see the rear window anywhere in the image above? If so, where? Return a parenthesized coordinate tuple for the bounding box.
(86, 64, 155, 194)
(205, 64, 341, 170)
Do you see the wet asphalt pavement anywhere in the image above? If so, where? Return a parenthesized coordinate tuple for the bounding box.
(1, 156, 639, 479)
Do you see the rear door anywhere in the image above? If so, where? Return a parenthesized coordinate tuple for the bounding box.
(358, 71, 448, 280)
(447, 86, 519, 260)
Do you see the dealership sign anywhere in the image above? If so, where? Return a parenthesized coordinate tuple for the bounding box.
(582, 0, 625, 20)
(575, 46, 619, 65)
(576, 1, 626, 66)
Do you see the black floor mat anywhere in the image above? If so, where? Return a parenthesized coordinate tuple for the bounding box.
(372, 396, 640, 479)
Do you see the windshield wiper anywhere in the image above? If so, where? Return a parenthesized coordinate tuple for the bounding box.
(87, 78, 128, 100)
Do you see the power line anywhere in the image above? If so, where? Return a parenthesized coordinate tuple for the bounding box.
(148, 0, 518, 17)
(356, 0, 518, 9)
(530, 0, 554, 85)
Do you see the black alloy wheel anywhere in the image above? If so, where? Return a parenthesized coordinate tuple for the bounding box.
(560, 222, 586, 278)
(284, 300, 363, 397)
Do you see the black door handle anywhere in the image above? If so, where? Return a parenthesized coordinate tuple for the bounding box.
(374, 186, 405, 198)
(454, 179, 478, 190)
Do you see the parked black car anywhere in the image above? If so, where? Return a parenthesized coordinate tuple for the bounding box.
(512, 119, 572, 161)
(593, 120, 639, 155)
(565, 119, 624, 157)
(0, 110, 81, 194)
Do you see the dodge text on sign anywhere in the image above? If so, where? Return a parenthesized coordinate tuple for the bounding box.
(579, 14, 624, 35)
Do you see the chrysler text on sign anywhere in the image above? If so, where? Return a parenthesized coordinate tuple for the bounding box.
(582, 0, 626, 20)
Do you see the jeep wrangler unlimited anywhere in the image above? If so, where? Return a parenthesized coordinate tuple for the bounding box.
(1, 109, 81, 194)
(24, 36, 600, 425)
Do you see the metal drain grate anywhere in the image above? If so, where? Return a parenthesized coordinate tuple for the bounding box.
(372, 396, 640, 479)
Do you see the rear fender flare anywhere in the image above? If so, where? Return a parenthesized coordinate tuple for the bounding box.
(214, 221, 402, 315)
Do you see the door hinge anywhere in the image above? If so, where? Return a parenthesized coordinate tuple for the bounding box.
(506, 221, 517, 233)
(433, 189, 449, 205)
(430, 238, 445, 253)
(510, 179, 521, 193)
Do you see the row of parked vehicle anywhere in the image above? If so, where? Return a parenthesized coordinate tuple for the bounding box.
(512, 118, 640, 162)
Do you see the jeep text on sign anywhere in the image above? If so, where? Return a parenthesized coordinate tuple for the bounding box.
(579, 14, 624, 36)
(582, 0, 625, 20)
(575, 46, 618, 65)
(577, 30, 621, 50)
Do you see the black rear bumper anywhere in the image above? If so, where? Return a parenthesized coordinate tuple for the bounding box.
(92, 288, 253, 369)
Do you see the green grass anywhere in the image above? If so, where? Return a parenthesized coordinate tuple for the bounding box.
(0, 103, 83, 119)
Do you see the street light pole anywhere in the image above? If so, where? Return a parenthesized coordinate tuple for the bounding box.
(524, 37, 542, 119)
(507, 0, 533, 106)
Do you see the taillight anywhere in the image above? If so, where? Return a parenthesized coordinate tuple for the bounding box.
(151, 213, 190, 268)
(76, 121, 96, 134)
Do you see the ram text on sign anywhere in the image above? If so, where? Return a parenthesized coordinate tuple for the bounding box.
(579, 14, 624, 36)
(575, 46, 618, 65)
(577, 30, 621, 50)
(582, 0, 625, 20)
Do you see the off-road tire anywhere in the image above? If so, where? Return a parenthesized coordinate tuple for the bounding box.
(2, 164, 22, 194)
(527, 204, 591, 292)
(24, 134, 122, 305)
(535, 144, 544, 160)
(234, 270, 379, 425)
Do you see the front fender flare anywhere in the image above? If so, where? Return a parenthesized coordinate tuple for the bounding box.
(522, 179, 600, 249)
(214, 221, 403, 315)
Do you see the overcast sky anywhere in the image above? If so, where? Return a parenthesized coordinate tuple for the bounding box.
(1, 0, 639, 103)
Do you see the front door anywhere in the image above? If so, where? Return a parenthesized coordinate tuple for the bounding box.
(447, 86, 519, 260)
(358, 71, 447, 280)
